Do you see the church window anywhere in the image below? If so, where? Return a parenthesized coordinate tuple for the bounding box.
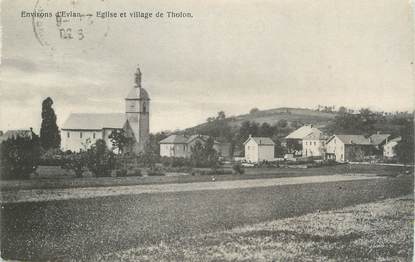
(67, 132, 70, 138)
(143, 103, 146, 113)
(80, 132, 83, 138)
(93, 132, 96, 139)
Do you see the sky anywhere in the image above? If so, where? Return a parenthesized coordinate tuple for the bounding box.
(1, 0, 414, 133)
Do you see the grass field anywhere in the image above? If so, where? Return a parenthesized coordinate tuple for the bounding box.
(1, 175, 412, 261)
(94, 195, 414, 261)
(1, 164, 409, 191)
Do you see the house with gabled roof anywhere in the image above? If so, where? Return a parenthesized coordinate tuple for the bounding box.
(244, 135, 275, 163)
(302, 132, 329, 158)
(285, 125, 322, 156)
(159, 134, 229, 158)
(325, 134, 374, 162)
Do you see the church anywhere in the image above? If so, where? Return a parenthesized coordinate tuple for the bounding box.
(61, 67, 150, 153)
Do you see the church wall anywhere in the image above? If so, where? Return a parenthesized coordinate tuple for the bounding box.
(61, 130, 103, 152)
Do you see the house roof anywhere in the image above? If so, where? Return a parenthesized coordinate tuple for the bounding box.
(187, 134, 220, 144)
(329, 135, 372, 145)
(285, 125, 322, 139)
(385, 136, 402, 145)
(160, 134, 221, 145)
(369, 134, 391, 145)
(62, 113, 125, 130)
(244, 136, 275, 145)
(159, 134, 188, 144)
(303, 132, 329, 141)
(126, 87, 150, 100)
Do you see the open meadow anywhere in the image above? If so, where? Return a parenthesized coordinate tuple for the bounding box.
(94, 195, 414, 261)
(1, 171, 412, 261)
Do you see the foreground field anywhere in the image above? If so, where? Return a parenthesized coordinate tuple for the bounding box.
(94, 195, 414, 261)
(1, 175, 412, 261)
(0, 175, 382, 203)
(1, 164, 409, 191)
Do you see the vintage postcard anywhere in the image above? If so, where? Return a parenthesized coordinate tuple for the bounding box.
(1, 0, 414, 261)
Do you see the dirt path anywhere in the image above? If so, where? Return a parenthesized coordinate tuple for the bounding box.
(1, 174, 382, 203)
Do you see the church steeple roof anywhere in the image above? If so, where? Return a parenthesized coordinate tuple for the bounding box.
(126, 65, 150, 100)
(134, 66, 142, 88)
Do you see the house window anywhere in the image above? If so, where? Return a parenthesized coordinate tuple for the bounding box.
(67, 132, 70, 138)
(80, 132, 83, 138)
(93, 133, 96, 139)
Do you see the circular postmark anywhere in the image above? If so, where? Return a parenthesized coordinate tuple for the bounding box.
(32, 0, 110, 54)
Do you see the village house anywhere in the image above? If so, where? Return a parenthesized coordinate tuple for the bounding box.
(285, 125, 322, 156)
(369, 132, 391, 154)
(302, 132, 328, 158)
(383, 136, 401, 159)
(244, 135, 275, 163)
(325, 135, 374, 162)
(159, 134, 230, 158)
(61, 67, 150, 153)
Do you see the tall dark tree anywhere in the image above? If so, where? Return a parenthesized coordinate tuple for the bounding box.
(395, 120, 414, 165)
(40, 97, 61, 150)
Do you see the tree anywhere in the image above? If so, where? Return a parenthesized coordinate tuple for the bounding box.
(203, 137, 219, 168)
(109, 129, 130, 154)
(140, 140, 159, 170)
(338, 106, 347, 114)
(276, 119, 288, 128)
(40, 97, 61, 150)
(1, 130, 41, 180)
(249, 108, 260, 114)
(216, 111, 226, 121)
(86, 139, 115, 177)
(395, 120, 414, 165)
(189, 138, 219, 168)
(259, 122, 273, 137)
(190, 140, 205, 167)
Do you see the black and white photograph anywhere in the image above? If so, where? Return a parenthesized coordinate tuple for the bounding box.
(1, 0, 414, 261)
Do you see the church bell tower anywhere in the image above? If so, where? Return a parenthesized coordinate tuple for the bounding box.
(125, 66, 150, 153)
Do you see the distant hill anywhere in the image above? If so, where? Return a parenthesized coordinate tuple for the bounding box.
(188, 107, 337, 132)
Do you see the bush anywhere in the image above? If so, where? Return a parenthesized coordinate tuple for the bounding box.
(115, 169, 128, 177)
(62, 140, 116, 177)
(39, 148, 65, 166)
(191, 168, 232, 176)
(160, 156, 190, 167)
(86, 139, 115, 177)
(61, 151, 89, 178)
(0, 133, 41, 180)
(232, 163, 245, 174)
(126, 168, 142, 177)
(147, 170, 165, 176)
